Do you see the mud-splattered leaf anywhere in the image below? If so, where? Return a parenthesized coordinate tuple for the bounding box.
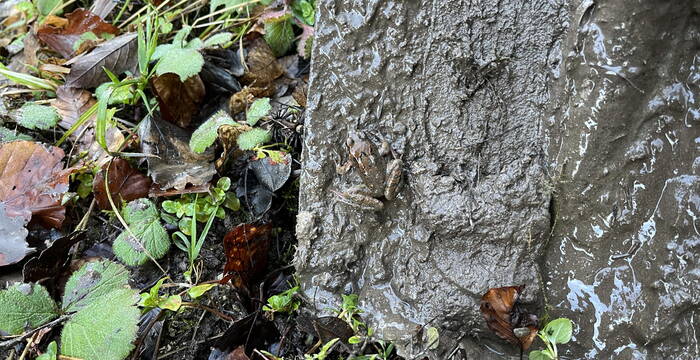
(237, 128, 271, 150)
(249, 151, 291, 191)
(189, 110, 236, 153)
(112, 199, 170, 266)
(93, 159, 152, 210)
(221, 223, 271, 289)
(0, 205, 32, 266)
(60, 286, 139, 360)
(0, 283, 59, 335)
(0, 141, 70, 228)
(37, 8, 119, 58)
(246, 97, 271, 126)
(543, 318, 572, 345)
(23, 231, 84, 283)
(480, 285, 538, 351)
(139, 115, 216, 190)
(14, 102, 59, 130)
(62, 259, 130, 313)
(150, 73, 205, 128)
(65, 32, 137, 88)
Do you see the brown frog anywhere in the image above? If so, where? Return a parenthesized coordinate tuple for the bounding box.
(335, 131, 403, 211)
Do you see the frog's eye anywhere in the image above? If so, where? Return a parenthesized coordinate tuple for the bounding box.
(345, 136, 354, 147)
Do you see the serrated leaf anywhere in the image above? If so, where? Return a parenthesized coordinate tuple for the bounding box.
(65, 33, 138, 88)
(264, 19, 294, 57)
(155, 48, 204, 82)
(113, 199, 170, 266)
(0, 283, 58, 335)
(544, 318, 573, 344)
(189, 110, 236, 153)
(528, 350, 554, 360)
(246, 97, 271, 126)
(204, 32, 233, 47)
(60, 287, 139, 360)
(16, 103, 59, 130)
(62, 260, 130, 313)
(237, 128, 271, 150)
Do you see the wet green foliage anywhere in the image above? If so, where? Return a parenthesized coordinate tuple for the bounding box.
(16, 103, 59, 130)
(529, 318, 573, 360)
(113, 198, 170, 266)
(189, 110, 236, 153)
(263, 286, 300, 315)
(153, 26, 205, 81)
(139, 277, 182, 312)
(0, 283, 58, 335)
(246, 97, 272, 126)
(238, 128, 272, 150)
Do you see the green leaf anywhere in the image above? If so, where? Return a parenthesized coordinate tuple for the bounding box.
(60, 287, 139, 360)
(113, 199, 170, 266)
(0, 283, 59, 335)
(223, 192, 240, 211)
(246, 97, 271, 125)
(529, 350, 554, 360)
(151, 43, 176, 61)
(189, 110, 236, 153)
(62, 260, 130, 313)
(264, 19, 295, 56)
(155, 48, 204, 81)
(35, 0, 62, 16)
(426, 326, 439, 349)
(73, 31, 99, 51)
(204, 32, 233, 47)
(96, 83, 133, 105)
(544, 318, 573, 344)
(0, 126, 32, 142)
(173, 25, 192, 46)
(16, 103, 59, 130)
(161, 200, 181, 214)
(237, 128, 271, 150)
(36, 341, 58, 360)
(187, 283, 217, 299)
(160, 294, 182, 311)
(348, 336, 362, 344)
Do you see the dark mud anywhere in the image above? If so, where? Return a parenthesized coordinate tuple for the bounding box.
(297, 0, 699, 359)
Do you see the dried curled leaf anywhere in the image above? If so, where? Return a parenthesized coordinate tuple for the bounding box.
(0, 141, 70, 228)
(65, 32, 138, 88)
(239, 38, 283, 88)
(221, 223, 272, 289)
(93, 158, 152, 210)
(150, 73, 205, 128)
(37, 8, 119, 58)
(480, 285, 538, 351)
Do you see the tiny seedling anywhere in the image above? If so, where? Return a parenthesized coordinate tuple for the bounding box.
(171, 196, 217, 283)
(262, 286, 301, 316)
(529, 318, 573, 360)
(162, 177, 240, 234)
(139, 277, 182, 312)
(304, 338, 339, 360)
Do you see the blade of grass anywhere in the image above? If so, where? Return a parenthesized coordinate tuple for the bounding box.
(0, 63, 58, 91)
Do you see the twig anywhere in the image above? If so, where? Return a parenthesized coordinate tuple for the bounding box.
(0, 315, 70, 348)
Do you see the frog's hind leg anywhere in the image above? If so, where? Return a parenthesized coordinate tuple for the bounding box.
(333, 185, 384, 211)
(384, 159, 403, 200)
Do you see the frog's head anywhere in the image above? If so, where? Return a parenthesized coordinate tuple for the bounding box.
(345, 131, 373, 160)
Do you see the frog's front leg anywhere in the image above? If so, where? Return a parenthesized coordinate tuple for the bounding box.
(334, 185, 384, 211)
(384, 159, 403, 200)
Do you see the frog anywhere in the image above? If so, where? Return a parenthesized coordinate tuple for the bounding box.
(334, 131, 403, 211)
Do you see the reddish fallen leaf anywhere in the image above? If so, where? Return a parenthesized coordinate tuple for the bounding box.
(228, 346, 250, 360)
(150, 73, 206, 128)
(93, 159, 152, 210)
(221, 223, 272, 289)
(0, 141, 70, 228)
(480, 285, 539, 352)
(37, 8, 119, 58)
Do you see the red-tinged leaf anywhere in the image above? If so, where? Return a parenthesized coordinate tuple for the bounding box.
(65, 32, 138, 89)
(93, 159, 152, 210)
(0, 141, 70, 228)
(37, 9, 119, 58)
(150, 73, 205, 128)
(480, 285, 539, 351)
(221, 223, 272, 289)
(296, 22, 314, 58)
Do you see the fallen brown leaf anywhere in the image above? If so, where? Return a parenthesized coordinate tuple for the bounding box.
(239, 38, 283, 88)
(65, 32, 137, 89)
(0, 141, 70, 228)
(228, 86, 274, 115)
(93, 159, 152, 210)
(480, 285, 539, 352)
(38, 9, 119, 58)
(52, 85, 96, 130)
(221, 223, 272, 289)
(150, 73, 205, 128)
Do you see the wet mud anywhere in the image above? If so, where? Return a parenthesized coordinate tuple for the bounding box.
(297, 0, 699, 358)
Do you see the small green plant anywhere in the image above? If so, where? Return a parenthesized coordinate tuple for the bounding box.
(529, 318, 573, 360)
(262, 286, 301, 316)
(304, 338, 339, 360)
(189, 110, 236, 154)
(112, 198, 171, 266)
(161, 177, 240, 234)
(139, 277, 182, 312)
(0, 260, 140, 360)
(152, 25, 208, 81)
(14, 102, 59, 130)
